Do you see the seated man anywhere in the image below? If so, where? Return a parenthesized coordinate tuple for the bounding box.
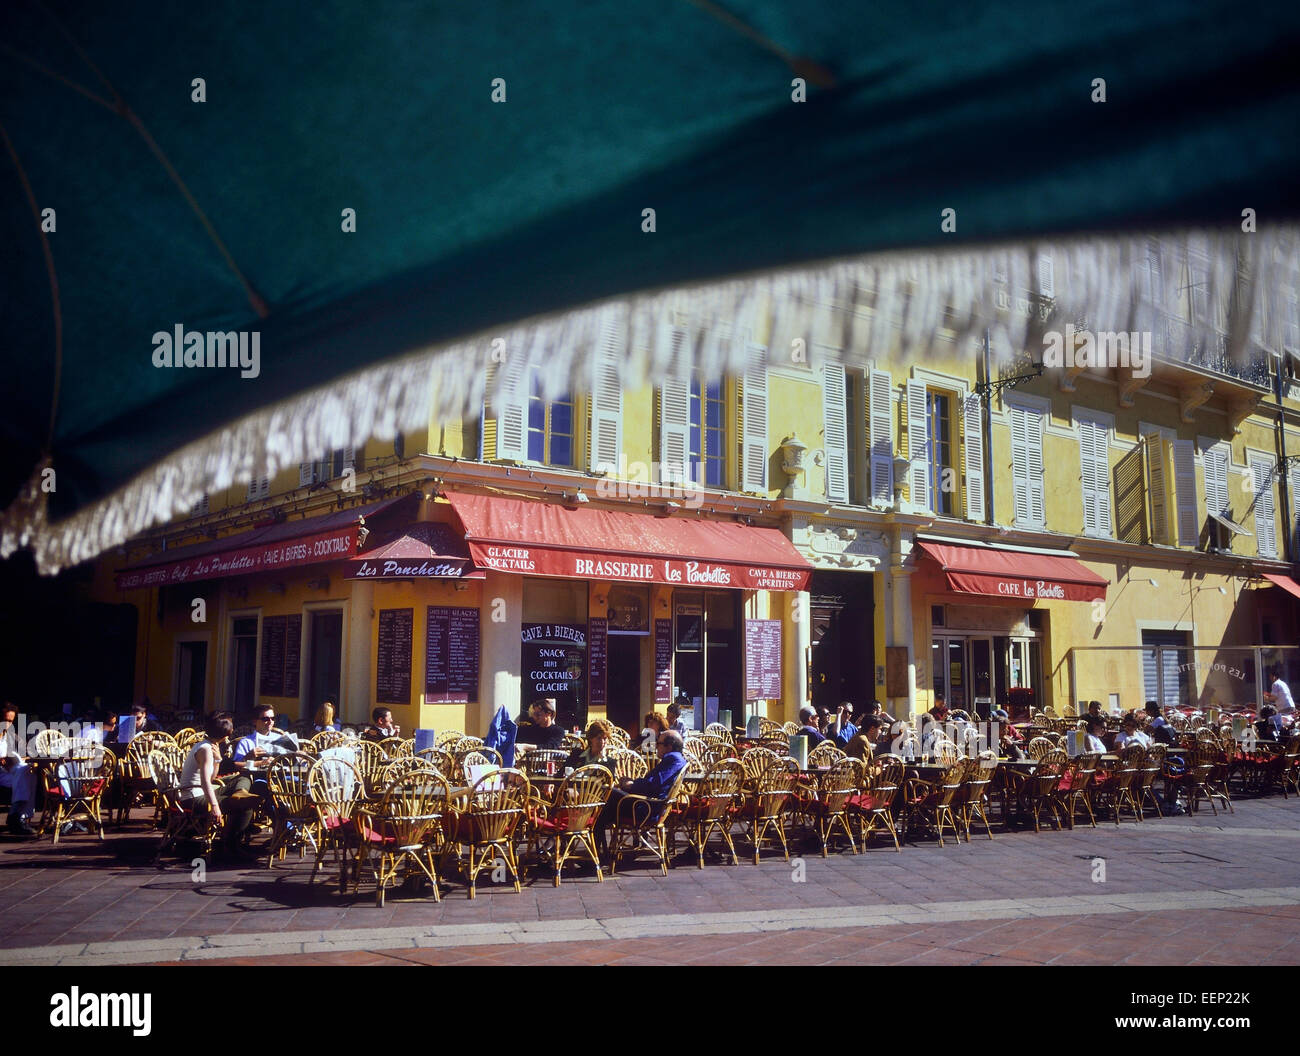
(864, 699, 897, 728)
(795, 705, 826, 746)
(832, 702, 858, 749)
(600, 730, 687, 832)
(0, 702, 36, 836)
(1144, 700, 1178, 746)
(361, 707, 400, 744)
(113, 703, 152, 748)
(844, 716, 890, 761)
(567, 720, 612, 770)
(666, 703, 689, 737)
(1113, 713, 1152, 750)
(515, 698, 567, 751)
(919, 699, 951, 755)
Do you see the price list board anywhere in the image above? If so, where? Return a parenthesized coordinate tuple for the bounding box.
(653, 618, 673, 703)
(588, 617, 608, 712)
(425, 606, 480, 703)
(376, 607, 413, 705)
(282, 614, 302, 697)
(258, 615, 287, 697)
(744, 618, 783, 701)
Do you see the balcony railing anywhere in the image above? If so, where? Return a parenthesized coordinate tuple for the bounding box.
(1155, 313, 1273, 389)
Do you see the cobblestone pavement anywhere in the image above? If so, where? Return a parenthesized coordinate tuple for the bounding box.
(2, 794, 1298, 966)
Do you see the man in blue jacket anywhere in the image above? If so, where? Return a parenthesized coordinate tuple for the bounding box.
(599, 730, 686, 837)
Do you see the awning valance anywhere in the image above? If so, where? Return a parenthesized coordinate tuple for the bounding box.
(444, 491, 812, 591)
(916, 541, 1108, 603)
(1262, 573, 1300, 601)
(114, 496, 409, 590)
(345, 522, 480, 580)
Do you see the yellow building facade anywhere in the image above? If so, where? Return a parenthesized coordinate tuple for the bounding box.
(93, 248, 1300, 735)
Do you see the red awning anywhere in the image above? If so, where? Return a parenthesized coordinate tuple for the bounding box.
(444, 491, 812, 591)
(114, 496, 410, 590)
(345, 522, 481, 579)
(916, 541, 1108, 602)
(1262, 573, 1300, 601)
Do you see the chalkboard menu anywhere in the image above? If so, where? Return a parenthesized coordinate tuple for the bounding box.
(259, 614, 303, 698)
(744, 619, 782, 701)
(282, 614, 302, 697)
(588, 617, 608, 712)
(654, 618, 673, 703)
(259, 616, 287, 697)
(376, 608, 413, 705)
(425, 605, 480, 703)
(521, 623, 586, 730)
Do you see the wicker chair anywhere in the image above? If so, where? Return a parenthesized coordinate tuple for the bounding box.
(672, 759, 743, 867)
(522, 748, 570, 780)
(529, 764, 613, 886)
(117, 732, 181, 827)
(28, 729, 70, 757)
(148, 747, 218, 864)
(379, 737, 412, 759)
(561, 732, 586, 752)
(738, 746, 783, 784)
(737, 757, 799, 864)
(174, 728, 202, 752)
(415, 746, 455, 776)
(1136, 743, 1166, 816)
(1092, 745, 1144, 824)
(1165, 746, 1221, 815)
(957, 753, 999, 841)
(1017, 749, 1068, 832)
(1024, 737, 1055, 761)
(452, 768, 530, 898)
(382, 755, 443, 785)
(808, 741, 846, 769)
(608, 766, 689, 877)
(435, 730, 465, 749)
(755, 717, 784, 738)
(849, 756, 903, 851)
(1052, 752, 1100, 829)
(307, 756, 366, 889)
(456, 746, 504, 783)
(605, 748, 647, 782)
(902, 760, 966, 846)
(262, 753, 321, 866)
(803, 757, 863, 856)
(697, 739, 738, 766)
(355, 768, 451, 906)
(349, 740, 389, 795)
(781, 721, 800, 737)
(1202, 744, 1234, 814)
(309, 729, 348, 752)
(606, 726, 631, 750)
(39, 744, 115, 843)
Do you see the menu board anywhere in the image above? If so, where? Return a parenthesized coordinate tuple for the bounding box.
(744, 619, 782, 701)
(376, 608, 413, 705)
(588, 617, 608, 712)
(521, 623, 586, 730)
(653, 618, 673, 703)
(425, 606, 480, 703)
(283, 614, 302, 697)
(259, 615, 287, 697)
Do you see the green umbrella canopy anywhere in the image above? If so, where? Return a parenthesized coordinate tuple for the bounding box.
(1, 0, 1298, 571)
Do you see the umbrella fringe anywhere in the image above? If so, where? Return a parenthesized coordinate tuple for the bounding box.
(4, 225, 1296, 575)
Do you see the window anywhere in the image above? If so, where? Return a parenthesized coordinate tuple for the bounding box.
(1250, 456, 1278, 559)
(926, 391, 955, 515)
(190, 495, 210, 517)
(1075, 412, 1112, 537)
(1184, 247, 1216, 326)
(1203, 443, 1230, 518)
(246, 476, 271, 502)
(1008, 401, 1046, 529)
(1139, 240, 1163, 305)
(299, 448, 355, 487)
(527, 373, 575, 467)
(822, 363, 850, 504)
(689, 373, 725, 488)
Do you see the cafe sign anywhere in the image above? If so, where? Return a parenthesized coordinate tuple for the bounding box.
(116, 526, 357, 589)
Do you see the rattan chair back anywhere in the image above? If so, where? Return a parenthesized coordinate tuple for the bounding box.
(808, 741, 846, 768)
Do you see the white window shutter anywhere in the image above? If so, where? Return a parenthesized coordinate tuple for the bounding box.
(1145, 241, 1163, 304)
(1010, 407, 1031, 526)
(191, 495, 209, 517)
(962, 394, 985, 521)
(494, 354, 529, 462)
(868, 369, 894, 506)
(1252, 458, 1277, 559)
(822, 364, 849, 503)
(342, 447, 356, 472)
(741, 343, 769, 493)
(589, 316, 624, 474)
(1290, 463, 1300, 556)
(1145, 434, 1170, 544)
(1173, 439, 1197, 547)
(247, 477, 270, 502)
(1078, 419, 1099, 536)
(299, 462, 314, 486)
(1204, 446, 1229, 518)
(1036, 253, 1055, 298)
(1026, 409, 1046, 526)
(905, 380, 929, 512)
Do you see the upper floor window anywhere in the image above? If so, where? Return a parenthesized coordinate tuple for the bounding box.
(527, 374, 575, 467)
(926, 391, 955, 516)
(690, 373, 725, 488)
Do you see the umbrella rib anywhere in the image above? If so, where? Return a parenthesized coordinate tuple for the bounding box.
(681, 0, 837, 89)
(0, 120, 63, 452)
(32, 0, 270, 319)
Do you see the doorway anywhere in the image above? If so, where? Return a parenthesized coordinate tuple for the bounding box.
(229, 617, 258, 713)
(606, 637, 641, 733)
(810, 571, 875, 712)
(307, 610, 344, 716)
(175, 641, 207, 715)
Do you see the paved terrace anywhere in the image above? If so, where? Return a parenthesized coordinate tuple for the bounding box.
(1, 796, 1298, 966)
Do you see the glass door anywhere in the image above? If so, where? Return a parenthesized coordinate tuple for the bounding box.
(946, 639, 967, 711)
(969, 638, 992, 718)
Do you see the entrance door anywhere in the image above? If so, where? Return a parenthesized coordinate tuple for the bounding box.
(230, 617, 258, 713)
(810, 571, 875, 712)
(606, 637, 641, 733)
(307, 610, 344, 716)
(175, 641, 207, 716)
(969, 637, 992, 718)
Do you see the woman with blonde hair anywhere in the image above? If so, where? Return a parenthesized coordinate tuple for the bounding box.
(313, 700, 339, 732)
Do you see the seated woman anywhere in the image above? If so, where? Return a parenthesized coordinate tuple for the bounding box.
(567, 720, 612, 770)
(313, 701, 341, 732)
(1112, 713, 1152, 750)
(515, 698, 567, 751)
(1082, 716, 1108, 754)
(638, 711, 668, 751)
(178, 711, 257, 857)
